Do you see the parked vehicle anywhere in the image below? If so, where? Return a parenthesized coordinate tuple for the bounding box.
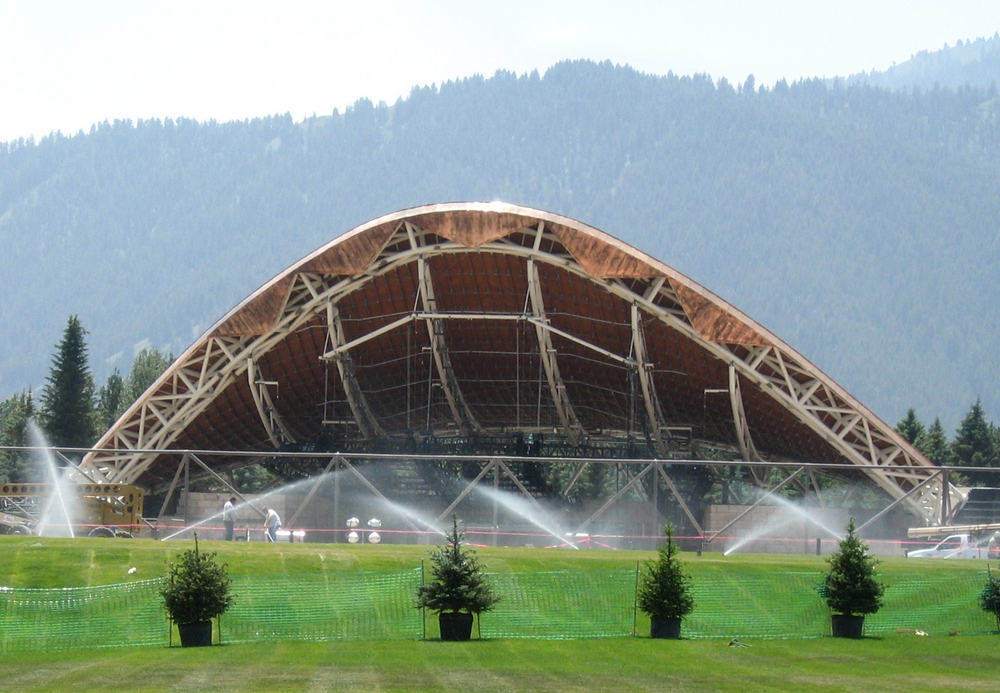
(907, 533, 987, 559)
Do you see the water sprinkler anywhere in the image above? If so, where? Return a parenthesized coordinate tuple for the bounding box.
(368, 531, 381, 544)
(347, 531, 360, 543)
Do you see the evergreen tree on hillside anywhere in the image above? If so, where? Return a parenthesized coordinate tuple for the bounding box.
(39, 316, 97, 452)
(97, 369, 125, 430)
(919, 418, 953, 466)
(0, 391, 36, 481)
(124, 348, 172, 404)
(951, 400, 999, 485)
(896, 409, 926, 446)
(95, 349, 172, 433)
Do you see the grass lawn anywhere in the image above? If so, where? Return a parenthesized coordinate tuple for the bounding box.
(0, 536, 998, 691)
(1, 535, 991, 587)
(1, 635, 998, 692)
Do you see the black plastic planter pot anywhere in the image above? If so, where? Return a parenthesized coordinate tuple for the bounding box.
(178, 620, 213, 647)
(439, 612, 474, 641)
(650, 616, 682, 639)
(830, 614, 865, 639)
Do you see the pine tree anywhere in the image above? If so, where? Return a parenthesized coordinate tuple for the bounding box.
(951, 399, 998, 485)
(895, 408, 925, 446)
(0, 391, 36, 481)
(97, 370, 125, 430)
(39, 315, 97, 451)
(124, 348, 172, 403)
(919, 418, 953, 466)
(822, 518, 884, 616)
(637, 524, 694, 619)
(415, 516, 500, 615)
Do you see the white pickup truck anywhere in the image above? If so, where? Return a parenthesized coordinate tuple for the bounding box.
(906, 533, 989, 559)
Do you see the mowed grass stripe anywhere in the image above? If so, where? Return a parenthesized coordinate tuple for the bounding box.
(2, 637, 1000, 692)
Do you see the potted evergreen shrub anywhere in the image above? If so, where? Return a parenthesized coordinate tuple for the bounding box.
(821, 518, 884, 638)
(637, 524, 694, 639)
(415, 516, 500, 641)
(978, 565, 1000, 632)
(161, 534, 234, 646)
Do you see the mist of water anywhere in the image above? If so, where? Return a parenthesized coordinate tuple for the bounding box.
(370, 498, 447, 538)
(474, 485, 578, 549)
(160, 472, 329, 541)
(722, 493, 843, 556)
(28, 421, 80, 538)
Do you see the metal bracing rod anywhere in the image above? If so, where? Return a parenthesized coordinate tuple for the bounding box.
(321, 313, 416, 359)
(706, 467, 805, 543)
(856, 470, 946, 534)
(806, 468, 826, 509)
(940, 468, 952, 525)
(338, 458, 421, 532)
(55, 451, 106, 484)
(259, 378, 295, 443)
(187, 454, 266, 517)
(727, 364, 772, 488)
(656, 465, 704, 535)
(436, 460, 498, 522)
(525, 316, 635, 366)
(573, 462, 657, 535)
(533, 220, 545, 251)
(286, 455, 340, 528)
(496, 459, 553, 518)
(561, 461, 590, 497)
(156, 454, 189, 526)
(527, 258, 581, 444)
(328, 310, 637, 367)
(417, 256, 482, 435)
(493, 461, 500, 541)
(631, 304, 667, 456)
(65, 444, 985, 473)
(325, 303, 384, 438)
(495, 459, 574, 544)
(729, 365, 756, 462)
(247, 359, 281, 447)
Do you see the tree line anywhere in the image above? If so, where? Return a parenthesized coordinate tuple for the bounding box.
(895, 403, 1000, 486)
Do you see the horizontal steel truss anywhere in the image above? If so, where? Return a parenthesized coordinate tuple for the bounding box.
(66, 448, 969, 537)
(82, 220, 957, 525)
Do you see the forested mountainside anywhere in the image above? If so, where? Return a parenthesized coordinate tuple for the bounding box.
(1, 59, 998, 432)
(844, 34, 1000, 92)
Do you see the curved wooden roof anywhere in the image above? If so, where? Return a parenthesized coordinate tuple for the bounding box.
(81, 202, 951, 523)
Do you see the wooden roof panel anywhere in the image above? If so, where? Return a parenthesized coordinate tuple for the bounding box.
(671, 281, 771, 347)
(408, 210, 529, 248)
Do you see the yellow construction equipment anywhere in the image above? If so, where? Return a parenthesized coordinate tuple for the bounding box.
(0, 482, 144, 537)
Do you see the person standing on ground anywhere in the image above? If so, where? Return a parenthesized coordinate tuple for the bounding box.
(264, 508, 282, 542)
(223, 497, 237, 541)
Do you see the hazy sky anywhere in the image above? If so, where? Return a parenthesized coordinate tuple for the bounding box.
(3, 1, 999, 143)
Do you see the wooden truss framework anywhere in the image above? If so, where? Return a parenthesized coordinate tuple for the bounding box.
(82, 211, 960, 526)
